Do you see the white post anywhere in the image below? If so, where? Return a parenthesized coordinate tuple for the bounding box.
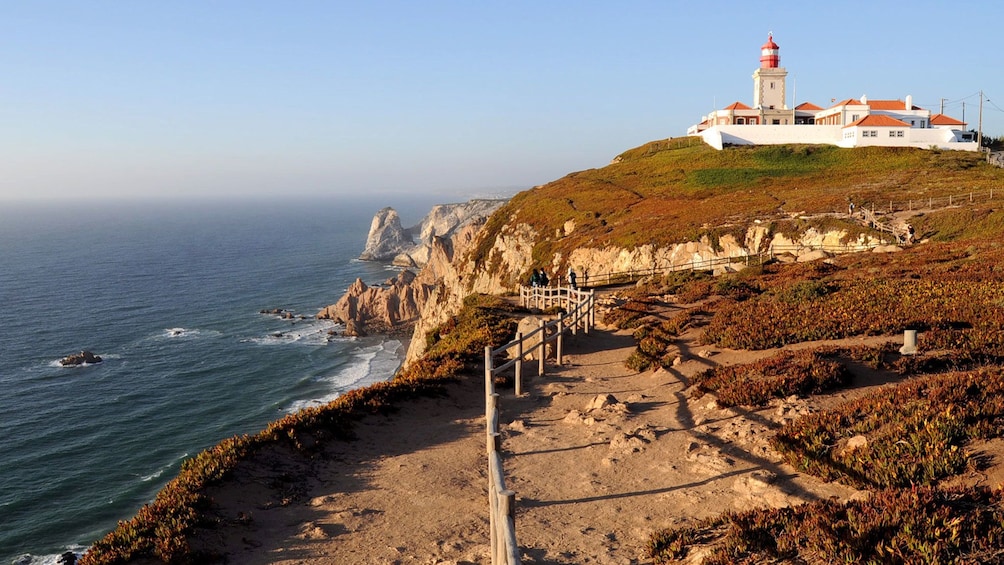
(900, 329, 918, 355)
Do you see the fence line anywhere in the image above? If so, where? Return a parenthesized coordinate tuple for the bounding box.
(859, 187, 997, 215)
(483, 286, 595, 564)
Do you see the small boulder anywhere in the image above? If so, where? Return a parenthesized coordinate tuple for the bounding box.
(586, 394, 618, 412)
(845, 435, 869, 453)
(344, 319, 366, 337)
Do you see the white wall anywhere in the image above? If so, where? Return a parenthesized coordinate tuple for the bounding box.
(699, 125, 978, 151)
(700, 125, 843, 149)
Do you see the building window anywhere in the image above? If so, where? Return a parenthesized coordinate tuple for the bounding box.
(889, 130, 896, 137)
(911, 120, 915, 126)
(736, 118, 744, 125)
(921, 120, 926, 128)
(772, 119, 780, 124)
(770, 82, 775, 89)
(896, 131, 904, 137)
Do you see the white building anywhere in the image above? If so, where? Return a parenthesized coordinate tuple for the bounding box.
(688, 35, 977, 151)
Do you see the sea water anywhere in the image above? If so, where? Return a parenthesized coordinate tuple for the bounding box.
(0, 195, 442, 564)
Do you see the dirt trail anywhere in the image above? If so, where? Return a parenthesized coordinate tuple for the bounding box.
(203, 295, 887, 564)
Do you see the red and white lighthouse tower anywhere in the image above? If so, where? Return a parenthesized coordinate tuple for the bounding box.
(752, 33, 789, 119)
(760, 34, 780, 68)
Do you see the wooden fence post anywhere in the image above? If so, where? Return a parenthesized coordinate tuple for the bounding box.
(557, 317, 564, 366)
(514, 332, 523, 396)
(484, 346, 492, 405)
(538, 318, 545, 377)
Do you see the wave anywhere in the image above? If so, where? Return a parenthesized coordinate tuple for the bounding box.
(285, 339, 402, 413)
(245, 319, 339, 347)
(11, 545, 87, 565)
(138, 452, 188, 482)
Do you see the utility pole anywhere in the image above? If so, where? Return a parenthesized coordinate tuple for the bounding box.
(978, 90, 984, 149)
(940, 97, 947, 114)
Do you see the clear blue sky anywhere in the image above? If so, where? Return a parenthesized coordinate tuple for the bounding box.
(3, 0, 1002, 201)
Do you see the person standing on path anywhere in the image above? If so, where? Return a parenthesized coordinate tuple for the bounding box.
(567, 267, 577, 289)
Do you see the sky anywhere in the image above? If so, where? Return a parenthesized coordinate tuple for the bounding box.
(3, 0, 1003, 202)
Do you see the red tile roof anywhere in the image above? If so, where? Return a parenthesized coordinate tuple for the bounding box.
(930, 113, 966, 126)
(829, 98, 865, 109)
(795, 102, 824, 111)
(724, 101, 752, 110)
(844, 114, 911, 128)
(868, 99, 923, 111)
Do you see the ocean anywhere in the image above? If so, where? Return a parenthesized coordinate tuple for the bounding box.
(0, 195, 443, 564)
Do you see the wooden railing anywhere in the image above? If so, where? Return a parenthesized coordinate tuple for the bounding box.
(482, 285, 595, 564)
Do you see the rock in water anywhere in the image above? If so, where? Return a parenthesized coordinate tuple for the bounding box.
(60, 350, 102, 366)
(359, 207, 413, 261)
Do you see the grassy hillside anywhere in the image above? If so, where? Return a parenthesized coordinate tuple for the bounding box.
(469, 140, 1004, 273)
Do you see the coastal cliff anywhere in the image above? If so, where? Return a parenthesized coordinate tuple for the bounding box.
(317, 198, 505, 337)
(401, 219, 894, 364)
(331, 141, 988, 364)
(358, 198, 507, 267)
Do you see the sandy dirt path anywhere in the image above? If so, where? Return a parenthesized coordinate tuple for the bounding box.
(202, 298, 875, 564)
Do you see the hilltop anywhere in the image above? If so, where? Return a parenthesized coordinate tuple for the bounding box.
(469, 140, 1001, 276)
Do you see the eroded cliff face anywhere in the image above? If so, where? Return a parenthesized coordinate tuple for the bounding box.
(317, 269, 431, 335)
(332, 202, 897, 367)
(401, 222, 894, 365)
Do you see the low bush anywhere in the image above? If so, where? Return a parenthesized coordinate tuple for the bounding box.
(691, 349, 852, 407)
(773, 367, 1004, 489)
(648, 486, 1004, 564)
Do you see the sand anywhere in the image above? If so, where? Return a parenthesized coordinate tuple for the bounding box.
(187, 291, 996, 564)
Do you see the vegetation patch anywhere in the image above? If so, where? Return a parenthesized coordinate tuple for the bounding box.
(773, 367, 1004, 489)
(701, 278, 1004, 350)
(648, 486, 1004, 564)
(624, 310, 697, 372)
(691, 349, 851, 407)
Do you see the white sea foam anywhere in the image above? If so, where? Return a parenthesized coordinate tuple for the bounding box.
(247, 319, 338, 346)
(285, 339, 402, 413)
(13, 545, 87, 565)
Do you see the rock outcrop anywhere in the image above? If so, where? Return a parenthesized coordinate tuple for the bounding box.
(359, 207, 412, 262)
(317, 269, 430, 336)
(358, 199, 507, 267)
(60, 351, 102, 366)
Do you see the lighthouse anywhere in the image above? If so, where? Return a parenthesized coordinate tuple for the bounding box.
(752, 33, 789, 122)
